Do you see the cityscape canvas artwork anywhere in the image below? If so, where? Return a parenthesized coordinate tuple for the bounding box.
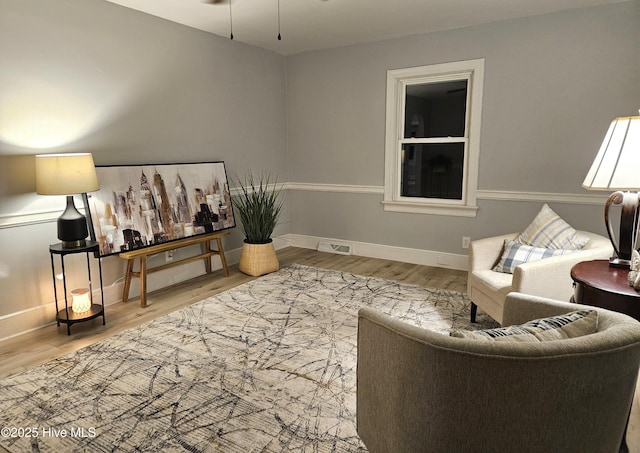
(84, 162, 235, 257)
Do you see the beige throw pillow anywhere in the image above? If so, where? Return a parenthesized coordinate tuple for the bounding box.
(515, 204, 589, 250)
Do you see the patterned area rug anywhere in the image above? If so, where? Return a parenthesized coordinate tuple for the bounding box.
(0, 264, 497, 452)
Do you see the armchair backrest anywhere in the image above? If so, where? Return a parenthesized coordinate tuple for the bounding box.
(356, 297, 640, 452)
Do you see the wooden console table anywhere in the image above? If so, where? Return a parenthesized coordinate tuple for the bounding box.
(119, 230, 230, 308)
(571, 260, 640, 321)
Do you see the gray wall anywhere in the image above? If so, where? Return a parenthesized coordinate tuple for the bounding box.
(0, 0, 287, 334)
(286, 1, 640, 253)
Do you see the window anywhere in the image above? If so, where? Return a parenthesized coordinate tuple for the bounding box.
(383, 59, 484, 217)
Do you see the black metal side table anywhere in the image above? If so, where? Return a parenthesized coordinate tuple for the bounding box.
(49, 241, 105, 335)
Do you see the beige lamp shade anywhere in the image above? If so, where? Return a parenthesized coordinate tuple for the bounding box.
(35, 153, 99, 195)
(583, 116, 640, 191)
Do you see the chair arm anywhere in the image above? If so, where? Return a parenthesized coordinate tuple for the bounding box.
(512, 245, 614, 302)
(468, 233, 517, 271)
(502, 292, 589, 326)
(502, 291, 640, 328)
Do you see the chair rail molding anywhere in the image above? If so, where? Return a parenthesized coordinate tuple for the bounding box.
(476, 189, 608, 205)
(0, 210, 60, 229)
(285, 183, 606, 206)
(1, 184, 606, 229)
(285, 182, 384, 195)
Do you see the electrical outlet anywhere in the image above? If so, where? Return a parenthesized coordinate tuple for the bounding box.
(165, 250, 174, 262)
(462, 236, 471, 249)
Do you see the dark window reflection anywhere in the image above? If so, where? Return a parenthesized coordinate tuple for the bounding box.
(401, 143, 464, 200)
(404, 81, 467, 139)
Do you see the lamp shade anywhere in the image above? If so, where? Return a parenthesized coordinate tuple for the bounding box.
(35, 153, 99, 195)
(582, 116, 640, 191)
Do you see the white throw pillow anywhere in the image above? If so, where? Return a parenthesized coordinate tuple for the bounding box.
(493, 240, 574, 274)
(515, 204, 589, 250)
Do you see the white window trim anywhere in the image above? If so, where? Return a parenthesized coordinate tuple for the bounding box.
(382, 58, 484, 217)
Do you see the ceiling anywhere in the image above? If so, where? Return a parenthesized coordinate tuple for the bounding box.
(104, 0, 625, 55)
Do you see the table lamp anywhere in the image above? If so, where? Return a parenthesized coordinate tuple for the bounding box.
(582, 115, 640, 268)
(35, 153, 100, 249)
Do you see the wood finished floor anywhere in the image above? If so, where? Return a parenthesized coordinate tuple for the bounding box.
(0, 247, 467, 381)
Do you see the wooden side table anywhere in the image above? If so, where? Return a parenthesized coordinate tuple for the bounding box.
(571, 260, 640, 321)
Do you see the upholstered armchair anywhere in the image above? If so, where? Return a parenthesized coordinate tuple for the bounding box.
(356, 293, 640, 453)
(467, 230, 612, 324)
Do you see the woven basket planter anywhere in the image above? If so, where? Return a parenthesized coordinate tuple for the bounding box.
(238, 240, 280, 277)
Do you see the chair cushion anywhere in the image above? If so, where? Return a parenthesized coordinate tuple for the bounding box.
(515, 203, 589, 250)
(451, 310, 598, 342)
(493, 239, 575, 274)
(471, 269, 513, 292)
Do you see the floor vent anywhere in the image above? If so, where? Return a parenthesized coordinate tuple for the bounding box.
(317, 241, 353, 255)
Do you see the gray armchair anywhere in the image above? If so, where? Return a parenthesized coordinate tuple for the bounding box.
(356, 292, 640, 453)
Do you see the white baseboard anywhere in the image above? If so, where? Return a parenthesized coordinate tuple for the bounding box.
(0, 278, 128, 342)
(0, 236, 458, 342)
(0, 239, 296, 343)
(280, 233, 468, 271)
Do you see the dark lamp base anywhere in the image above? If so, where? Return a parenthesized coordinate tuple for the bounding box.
(61, 239, 87, 249)
(604, 191, 640, 272)
(57, 195, 89, 248)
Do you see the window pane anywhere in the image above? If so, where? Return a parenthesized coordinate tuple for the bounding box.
(404, 81, 467, 138)
(401, 143, 464, 199)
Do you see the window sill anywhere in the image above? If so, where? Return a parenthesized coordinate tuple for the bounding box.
(381, 200, 478, 217)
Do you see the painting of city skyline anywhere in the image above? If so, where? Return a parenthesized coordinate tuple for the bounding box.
(83, 162, 235, 257)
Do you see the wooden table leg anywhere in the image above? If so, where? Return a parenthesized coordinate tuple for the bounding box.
(122, 258, 134, 303)
(204, 240, 213, 274)
(140, 255, 147, 308)
(217, 237, 229, 277)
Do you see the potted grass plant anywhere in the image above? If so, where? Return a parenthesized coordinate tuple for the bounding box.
(233, 171, 284, 276)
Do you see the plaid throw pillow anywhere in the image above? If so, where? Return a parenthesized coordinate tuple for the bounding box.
(451, 310, 598, 342)
(515, 204, 589, 250)
(493, 240, 574, 274)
